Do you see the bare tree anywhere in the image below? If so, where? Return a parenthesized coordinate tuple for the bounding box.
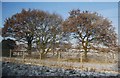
(35, 13, 63, 59)
(2, 9, 63, 56)
(62, 9, 117, 61)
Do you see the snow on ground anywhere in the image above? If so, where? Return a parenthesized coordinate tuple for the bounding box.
(2, 57, 118, 74)
(2, 61, 119, 77)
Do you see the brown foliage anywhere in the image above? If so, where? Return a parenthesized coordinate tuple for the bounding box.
(2, 9, 63, 56)
(62, 9, 117, 60)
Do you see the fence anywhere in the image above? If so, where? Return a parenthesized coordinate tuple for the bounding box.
(2, 56, 118, 74)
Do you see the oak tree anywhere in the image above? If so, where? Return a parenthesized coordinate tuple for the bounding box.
(2, 9, 63, 57)
(35, 13, 63, 59)
(62, 9, 117, 61)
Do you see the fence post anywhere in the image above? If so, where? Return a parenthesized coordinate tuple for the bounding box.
(10, 49, 11, 58)
(105, 53, 108, 63)
(80, 53, 83, 70)
(57, 51, 60, 67)
(113, 53, 115, 63)
(22, 51, 25, 63)
(40, 53, 41, 60)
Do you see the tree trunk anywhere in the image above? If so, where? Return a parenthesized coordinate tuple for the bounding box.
(52, 48, 55, 56)
(41, 53, 47, 59)
(28, 41, 32, 55)
(57, 51, 61, 60)
(82, 39, 89, 62)
(84, 47, 88, 62)
(40, 49, 46, 59)
(57, 51, 59, 57)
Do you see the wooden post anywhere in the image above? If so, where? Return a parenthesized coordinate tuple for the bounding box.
(40, 52, 41, 60)
(80, 53, 83, 63)
(22, 51, 24, 63)
(10, 49, 11, 58)
(58, 52, 59, 61)
(105, 53, 108, 63)
(57, 51, 60, 67)
(113, 53, 115, 63)
(80, 53, 83, 69)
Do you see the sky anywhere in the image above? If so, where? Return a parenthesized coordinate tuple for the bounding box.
(1, 0, 120, 2)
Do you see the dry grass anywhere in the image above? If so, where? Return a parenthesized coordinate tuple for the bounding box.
(17, 52, 116, 64)
(2, 50, 118, 74)
(2, 57, 118, 74)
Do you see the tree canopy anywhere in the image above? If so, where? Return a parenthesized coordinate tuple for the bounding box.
(2, 9, 63, 56)
(2, 9, 117, 60)
(62, 9, 117, 61)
